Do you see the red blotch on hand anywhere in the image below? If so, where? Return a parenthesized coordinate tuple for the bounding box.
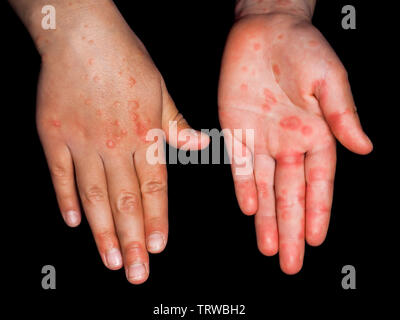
(240, 83, 248, 92)
(263, 88, 277, 104)
(113, 101, 121, 108)
(84, 98, 92, 106)
(278, 34, 284, 40)
(88, 58, 94, 66)
(272, 64, 281, 82)
(129, 77, 136, 88)
(51, 120, 61, 128)
(128, 100, 139, 110)
(276, 153, 303, 166)
(241, 66, 248, 72)
(279, 116, 302, 130)
(254, 43, 261, 51)
(301, 125, 313, 136)
(308, 167, 328, 182)
(106, 140, 116, 148)
(93, 75, 100, 82)
(308, 40, 318, 47)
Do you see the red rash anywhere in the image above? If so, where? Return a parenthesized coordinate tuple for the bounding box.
(113, 101, 121, 108)
(84, 98, 92, 106)
(301, 125, 313, 136)
(51, 120, 61, 128)
(277, 34, 284, 40)
(276, 153, 303, 166)
(129, 77, 137, 88)
(263, 88, 277, 104)
(88, 58, 94, 65)
(254, 43, 261, 51)
(272, 64, 280, 77)
(128, 100, 139, 110)
(308, 167, 328, 182)
(106, 140, 115, 148)
(279, 116, 301, 130)
(240, 83, 248, 92)
(257, 182, 269, 198)
(241, 66, 248, 72)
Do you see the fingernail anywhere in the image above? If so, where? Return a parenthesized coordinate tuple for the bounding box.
(128, 263, 147, 281)
(65, 210, 80, 227)
(147, 232, 165, 252)
(106, 248, 122, 268)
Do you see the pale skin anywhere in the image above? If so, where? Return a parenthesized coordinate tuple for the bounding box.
(219, 0, 373, 274)
(10, 0, 209, 284)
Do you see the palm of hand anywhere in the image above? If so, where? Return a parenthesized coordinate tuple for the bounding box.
(219, 14, 372, 274)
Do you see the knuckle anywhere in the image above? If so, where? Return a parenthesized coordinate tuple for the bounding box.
(140, 179, 167, 195)
(94, 230, 116, 245)
(116, 191, 140, 214)
(83, 185, 106, 204)
(50, 164, 69, 179)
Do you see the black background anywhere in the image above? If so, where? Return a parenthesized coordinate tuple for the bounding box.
(1, 0, 391, 315)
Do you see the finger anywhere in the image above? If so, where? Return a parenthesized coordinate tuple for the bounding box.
(134, 146, 168, 254)
(305, 142, 336, 246)
(275, 153, 306, 275)
(314, 69, 373, 155)
(254, 154, 278, 256)
(42, 142, 81, 227)
(74, 152, 123, 270)
(161, 80, 209, 150)
(103, 155, 149, 284)
(224, 129, 257, 215)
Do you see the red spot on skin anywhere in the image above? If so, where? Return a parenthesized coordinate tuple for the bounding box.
(254, 43, 261, 51)
(106, 140, 115, 148)
(84, 98, 92, 106)
(96, 109, 102, 116)
(301, 125, 313, 136)
(121, 129, 128, 136)
(240, 83, 248, 92)
(241, 66, 248, 72)
(277, 0, 292, 6)
(113, 120, 120, 126)
(276, 153, 303, 166)
(278, 34, 284, 40)
(113, 101, 121, 108)
(279, 116, 302, 130)
(118, 70, 123, 76)
(93, 75, 100, 82)
(262, 103, 271, 112)
(308, 40, 318, 47)
(135, 119, 149, 142)
(309, 167, 328, 182)
(51, 120, 61, 128)
(131, 112, 138, 121)
(84, 24, 89, 28)
(88, 40, 94, 45)
(263, 88, 277, 104)
(81, 36, 86, 40)
(129, 77, 136, 88)
(272, 64, 280, 77)
(128, 100, 139, 110)
(88, 58, 94, 65)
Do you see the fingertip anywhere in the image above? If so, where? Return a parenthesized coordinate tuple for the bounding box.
(306, 231, 327, 247)
(279, 243, 304, 275)
(63, 210, 81, 227)
(240, 195, 258, 215)
(258, 239, 278, 256)
(147, 232, 167, 254)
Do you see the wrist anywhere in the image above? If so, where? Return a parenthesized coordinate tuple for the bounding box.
(235, 0, 316, 21)
(9, 0, 116, 56)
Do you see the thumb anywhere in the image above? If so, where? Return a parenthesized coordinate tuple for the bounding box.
(161, 82, 209, 150)
(315, 68, 373, 155)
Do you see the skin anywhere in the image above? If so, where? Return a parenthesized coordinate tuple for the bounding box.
(219, 0, 373, 274)
(10, 0, 209, 284)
